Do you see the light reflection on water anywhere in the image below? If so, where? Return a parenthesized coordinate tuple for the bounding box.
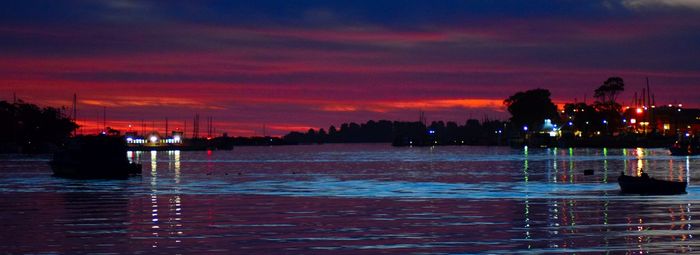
(0, 145, 700, 254)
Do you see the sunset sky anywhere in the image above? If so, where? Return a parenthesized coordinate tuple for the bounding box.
(2, 0, 700, 136)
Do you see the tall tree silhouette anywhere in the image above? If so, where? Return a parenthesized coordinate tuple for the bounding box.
(504, 88, 560, 130)
(594, 77, 624, 112)
(594, 77, 625, 134)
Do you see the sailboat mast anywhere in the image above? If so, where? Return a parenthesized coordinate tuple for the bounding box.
(72, 93, 78, 136)
(103, 106, 106, 132)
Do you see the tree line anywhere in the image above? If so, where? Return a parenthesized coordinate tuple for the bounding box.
(0, 100, 78, 153)
(283, 119, 508, 145)
(283, 76, 651, 146)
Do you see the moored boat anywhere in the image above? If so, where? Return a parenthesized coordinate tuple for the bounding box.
(50, 135, 142, 179)
(669, 135, 700, 156)
(618, 172, 686, 195)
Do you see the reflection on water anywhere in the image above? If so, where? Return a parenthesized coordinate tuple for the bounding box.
(1, 145, 700, 253)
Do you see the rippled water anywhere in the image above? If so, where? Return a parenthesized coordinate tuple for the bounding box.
(1, 144, 699, 254)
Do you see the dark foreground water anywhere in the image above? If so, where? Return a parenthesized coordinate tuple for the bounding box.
(1, 145, 699, 254)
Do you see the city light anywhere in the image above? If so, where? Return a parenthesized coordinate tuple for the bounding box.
(523, 126, 528, 131)
(149, 135, 158, 143)
(636, 108, 643, 114)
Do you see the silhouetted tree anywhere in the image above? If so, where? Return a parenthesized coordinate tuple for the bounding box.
(317, 128, 327, 143)
(594, 77, 624, 108)
(504, 89, 560, 130)
(593, 77, 625, 133)
(0, 100, 78, 153)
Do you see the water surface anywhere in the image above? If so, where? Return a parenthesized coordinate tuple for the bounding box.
(1, 145, 699, 254)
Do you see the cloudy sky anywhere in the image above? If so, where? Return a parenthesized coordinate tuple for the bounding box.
(2, 0, 699, 136)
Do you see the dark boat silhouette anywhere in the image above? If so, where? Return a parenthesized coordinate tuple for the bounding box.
(618, 172, 686, 195)
(50, 135, 142, 179)
(669, 137, 700, 156)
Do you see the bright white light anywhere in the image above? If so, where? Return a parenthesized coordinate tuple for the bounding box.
(149, 136, 158, 143)
(126, 137, 133, 143)
(549, 131, 557, 137)
(173, 135, 181, 142)
(523, 126, 528, 131)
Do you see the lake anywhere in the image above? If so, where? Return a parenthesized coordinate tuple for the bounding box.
(0, 144, 699, 254)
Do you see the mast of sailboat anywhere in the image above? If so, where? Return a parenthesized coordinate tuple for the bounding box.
(207, 116, 213, 138)
(193, 114, 199, 138)
(103, 106, 106, 132)
(646, 77, 654, 133)
(72, 93, 78, 136)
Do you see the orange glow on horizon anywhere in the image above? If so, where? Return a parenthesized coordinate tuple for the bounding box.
(320, 98, 507, 113)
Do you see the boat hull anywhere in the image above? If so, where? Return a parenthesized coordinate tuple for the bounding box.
(618, 175, 686, 195)
(50, 161, 141, 179)
(670, 146, 700, 156)
(50, 135, 142, 179)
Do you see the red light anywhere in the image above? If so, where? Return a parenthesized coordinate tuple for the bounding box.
(636, 108, 643, 114)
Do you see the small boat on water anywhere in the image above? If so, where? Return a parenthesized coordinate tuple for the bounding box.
(618, 172, 686, 195)
(669, 135, 700, 156)
(50, 135, 142, 179)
